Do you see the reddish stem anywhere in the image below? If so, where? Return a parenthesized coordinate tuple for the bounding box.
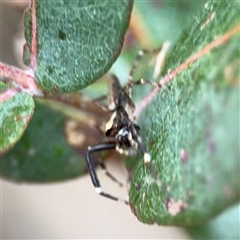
(135, 24, 240, 117)
(30, 0, 38, 70)
(0, 62, 43, 96)
(0, 88, 20, 103)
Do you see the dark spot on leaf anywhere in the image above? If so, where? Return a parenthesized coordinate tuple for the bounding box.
(209, 141, 216, 154)
(47, 66, 53, 74)
(58, 29, 66, 40)
(136, 182, 142, 191)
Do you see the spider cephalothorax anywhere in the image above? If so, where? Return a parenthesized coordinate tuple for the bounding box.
(105, 75, 146, 155)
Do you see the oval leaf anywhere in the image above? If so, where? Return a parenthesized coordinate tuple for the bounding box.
(0, 92, 34, 155)
(187, 204, 240, 239)
(24, 0, 133, 92)
(0, 101, 87, 182)
(129, 1, 240, 225)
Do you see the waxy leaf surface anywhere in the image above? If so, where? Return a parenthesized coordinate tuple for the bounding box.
(1, 102, 87, 182)
(24, 0, 133, 92)
(0, 92, 34, 155)
(129, 1, 240, 226)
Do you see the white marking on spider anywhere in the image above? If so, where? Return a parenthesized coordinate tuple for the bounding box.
(105, 111, 116, 132)
(95, 187, 102, 194)
(144, 152, 151, 164)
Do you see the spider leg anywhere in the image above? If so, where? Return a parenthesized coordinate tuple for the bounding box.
(86, 143, 129, 204)
(97, 157, 124, 187)
(129, 78, 162, 88)
(91, 95, 109, 112)
(126, 47, 163, 97)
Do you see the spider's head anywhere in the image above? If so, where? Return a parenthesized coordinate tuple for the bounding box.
(116, 123, 140, 149)
(116, 127, 130, 146)
(105, 110, 151, 163)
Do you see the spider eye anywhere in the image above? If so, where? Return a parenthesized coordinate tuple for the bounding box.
(118, 128, 128, 138)
(117, 128, 130, 146)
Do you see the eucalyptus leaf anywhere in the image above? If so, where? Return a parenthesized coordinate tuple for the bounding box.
(0, 92, 34, 155)
(24, 0, 133, 92)
(129, 1, 240, 225)
(187, 204, 240, 239)
(0, 101, 87, 182)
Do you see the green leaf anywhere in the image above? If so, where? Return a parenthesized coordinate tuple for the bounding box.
(0, 92, 34, 155)
(24, 0, 133, 92)
(0, 101, 87, 182)
(187, 204, 240, 239)
(135, 0, 202, 44)
(129, 1, 240, 225)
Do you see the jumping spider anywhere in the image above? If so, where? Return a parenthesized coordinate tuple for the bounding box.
(85, 48, 163, 204)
